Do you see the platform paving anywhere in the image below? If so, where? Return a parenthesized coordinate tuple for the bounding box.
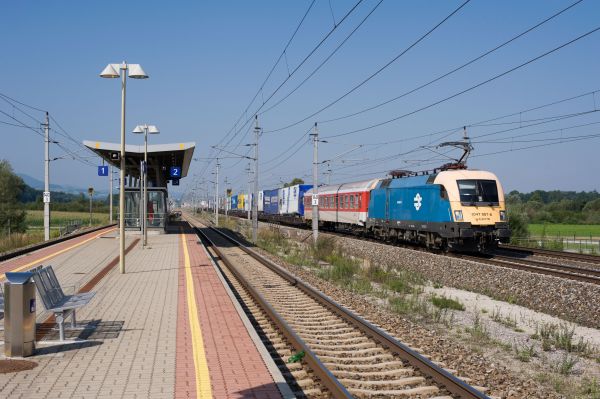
(0, 226, 284, 398)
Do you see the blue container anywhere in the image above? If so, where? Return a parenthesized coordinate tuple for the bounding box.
(263, 189, 279, 215)
(231, 195, 238, 210)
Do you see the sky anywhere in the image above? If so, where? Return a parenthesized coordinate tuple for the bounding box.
(1, 0, 599, 200)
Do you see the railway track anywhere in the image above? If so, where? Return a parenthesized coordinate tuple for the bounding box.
(457, 253, 600, 285)
(187, 215, 489, 399)
(498, 244, 600, 264)
(213, 211, 600, 286)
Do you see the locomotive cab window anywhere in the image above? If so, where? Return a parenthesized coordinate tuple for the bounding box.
(439, 185, 448, 200)
(457, 179, 499, 206)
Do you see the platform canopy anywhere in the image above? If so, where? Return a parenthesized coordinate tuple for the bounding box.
(83, 140, 195, 187)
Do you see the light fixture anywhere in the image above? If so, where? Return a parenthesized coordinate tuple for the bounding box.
(128, 64, 149, 79)
(100, 64, 120, 78)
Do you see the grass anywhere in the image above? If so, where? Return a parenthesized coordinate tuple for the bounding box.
(530, 322, 594, 355)
(1, 210, 109, 253)
(555, 354, 578, 375)
(26, 210, 109, 227)
(466, 314, 490, 343)
(0, 230, 61, 253)
(529, 223, 600, 238)
(514, 342, 537, 362)
(430, 295, 465, 311)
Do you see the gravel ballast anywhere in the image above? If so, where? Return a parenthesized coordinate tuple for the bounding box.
(273, 223, 600, 329)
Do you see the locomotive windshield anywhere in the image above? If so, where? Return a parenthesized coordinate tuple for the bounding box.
(457, 179, 499, 206)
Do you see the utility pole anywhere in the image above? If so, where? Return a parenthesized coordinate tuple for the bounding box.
(252, 116, 260, 242)
(310, 122, 319, 246)
(43, 112, 50, 241)
(224, 177, 229, 219)
(214, 161, 220, 227)
(246, 163, 252, 221)
(88, 187, 94, 227)
(109, 164, 113, 223)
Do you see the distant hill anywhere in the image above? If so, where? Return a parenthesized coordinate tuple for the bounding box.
(17, 173, 90, 194)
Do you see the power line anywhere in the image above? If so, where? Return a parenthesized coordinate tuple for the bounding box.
(318, 0, 584, 124)
(213, 0, 366, 153)
(258, 0, 385, 116)
(264, 0, 472, 133)
(0, 92, 47, 113)
(325, 26, 600, 139)
(0, 109, 44, 137)
(198, 1, 367, 190)
(226, 0, 317, 139)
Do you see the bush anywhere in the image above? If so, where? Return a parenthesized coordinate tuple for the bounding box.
(430, 295, 465, 311)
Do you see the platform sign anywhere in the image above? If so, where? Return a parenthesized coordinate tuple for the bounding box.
(98, 165, 108, 176)
(311, 195, 319, 206)
(170, 166, 181, 178)
(172, 178, 180, 186)
(43, 191, 51, 203)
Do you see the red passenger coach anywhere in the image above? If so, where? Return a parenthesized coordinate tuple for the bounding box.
(304, 179, 380, 230)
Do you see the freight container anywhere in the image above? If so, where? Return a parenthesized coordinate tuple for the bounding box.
(263, 189, 279, 215)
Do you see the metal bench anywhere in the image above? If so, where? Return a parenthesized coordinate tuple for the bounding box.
(32, 266, 96, 341)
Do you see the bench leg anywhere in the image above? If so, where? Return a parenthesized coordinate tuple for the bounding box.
(56, 312, 65, 341)
(71, 310, 76, 328)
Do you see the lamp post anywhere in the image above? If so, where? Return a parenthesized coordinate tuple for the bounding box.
(133, 124, 159, 248)
(100, 62, 149, 274)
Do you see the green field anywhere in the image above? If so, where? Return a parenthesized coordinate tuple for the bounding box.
(0, 211, 111, 254)
(528, 223, 600, 238)
(26, 210, 110, 228)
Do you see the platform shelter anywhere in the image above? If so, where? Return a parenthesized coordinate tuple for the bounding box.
(83, 140, 195, 230)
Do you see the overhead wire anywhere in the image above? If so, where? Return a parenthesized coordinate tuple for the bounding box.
(263, 0, 473, 134)
(318, 0, 584, 124)
(324, 26, 600, 139)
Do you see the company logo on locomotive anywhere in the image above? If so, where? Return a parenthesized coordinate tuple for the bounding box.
(413, 193, 423, 211)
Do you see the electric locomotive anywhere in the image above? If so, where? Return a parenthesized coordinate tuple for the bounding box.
(366, 168, 510, 251)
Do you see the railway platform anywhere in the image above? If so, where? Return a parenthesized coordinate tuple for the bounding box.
(0, 223, 288, 398)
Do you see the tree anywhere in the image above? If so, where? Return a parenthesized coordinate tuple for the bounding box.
(507, 207, 529, 240)
(283, 178, 305, 187)
(0, 160, 27, 234)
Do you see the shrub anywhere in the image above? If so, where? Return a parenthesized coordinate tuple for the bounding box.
(430, 295, 465, 311)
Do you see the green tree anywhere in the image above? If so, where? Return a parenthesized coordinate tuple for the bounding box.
(0, 160, 27, 234)
(507, 207, 529, 240)
(283, 178, 305, 187)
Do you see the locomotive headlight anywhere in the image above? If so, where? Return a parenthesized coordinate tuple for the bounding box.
(453, 210, 463, 221)
(499, 210, 507, 221)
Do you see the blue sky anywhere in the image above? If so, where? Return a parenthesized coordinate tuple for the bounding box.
(1, 0, 599, 199)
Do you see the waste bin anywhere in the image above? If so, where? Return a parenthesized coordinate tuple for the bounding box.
(4, 272, 36, 357)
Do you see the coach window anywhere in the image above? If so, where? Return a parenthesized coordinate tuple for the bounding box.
(350, 195, 355, 209)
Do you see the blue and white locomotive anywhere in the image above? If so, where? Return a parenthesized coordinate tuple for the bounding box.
(367, 168, 510, 250)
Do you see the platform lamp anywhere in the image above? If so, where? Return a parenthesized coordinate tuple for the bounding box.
(133, 124, 159, 248)
(100, 62, 149, 274)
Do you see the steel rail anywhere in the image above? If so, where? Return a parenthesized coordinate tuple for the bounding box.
(217, 211, 600, 286)
(191, 218, 489, 399)
(499, 244, 600, 264)
(194, 224, 353, 399)
(0, 223, 117, 263)
(458, 254, 600, 285)
(493, 254, 600, 278)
